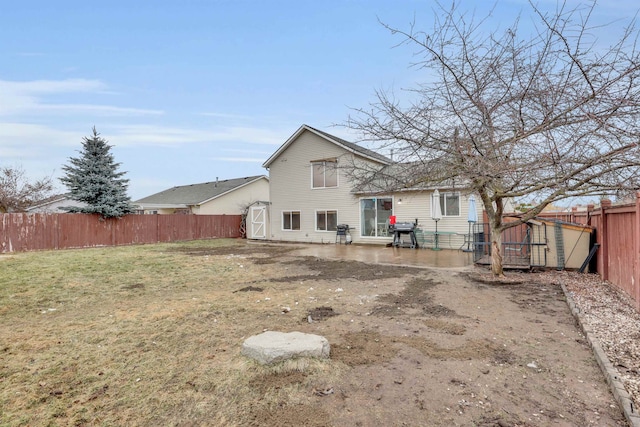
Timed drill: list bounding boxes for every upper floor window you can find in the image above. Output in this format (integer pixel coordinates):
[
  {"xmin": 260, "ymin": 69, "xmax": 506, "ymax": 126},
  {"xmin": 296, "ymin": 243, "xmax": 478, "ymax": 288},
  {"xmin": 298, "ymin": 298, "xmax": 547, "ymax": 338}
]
[{"xmin": 312, "ymin": 160, "xmax": 338, "ymax": 188}]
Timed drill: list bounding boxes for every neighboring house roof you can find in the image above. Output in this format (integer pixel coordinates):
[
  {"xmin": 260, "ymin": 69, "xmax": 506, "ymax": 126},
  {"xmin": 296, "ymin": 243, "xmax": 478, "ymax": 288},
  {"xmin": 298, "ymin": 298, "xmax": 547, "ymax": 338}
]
[
  {"xmin": 134, "ymin": 175, "xmax": 268, "ymax": 208},
  {"xmin": 26, "ymin": 194, "xmax": 87, "ymax": 213},
  {"xmin": 262, "ymin": 124, "xmax": 392, "ymax": 168}
]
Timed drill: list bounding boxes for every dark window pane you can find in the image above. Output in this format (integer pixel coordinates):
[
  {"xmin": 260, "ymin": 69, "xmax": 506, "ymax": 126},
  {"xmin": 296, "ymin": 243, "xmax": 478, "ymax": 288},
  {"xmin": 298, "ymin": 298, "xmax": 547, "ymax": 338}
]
[
  {"xmin": 292, "ymin": 212, "xmax": 300, "ymax": 230},
  {"xmin": 317, "ymin": 212, "xmax": 326, "ymax": 230},
  {"xmin": 312, "ymin": 163, "xmax": 324, "ymax": 188},
  {"xmin": 325, "ymin": 163, "xmax": 337, "ymax": 187},
  {"xmin": 327, "ymin": 211, "xmax": 338, "ymax": 230},
  {"xmin": 283, "ymin": 212, "xmax": 291, "ymax": 229}
]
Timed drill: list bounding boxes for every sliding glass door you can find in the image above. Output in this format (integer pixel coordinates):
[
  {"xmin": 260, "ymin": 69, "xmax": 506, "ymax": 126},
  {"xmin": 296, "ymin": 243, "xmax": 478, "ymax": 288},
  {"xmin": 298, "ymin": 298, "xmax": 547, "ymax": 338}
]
[{"xmin": 360, "ymin": 197, "xmax": 393, "ymax": 237}]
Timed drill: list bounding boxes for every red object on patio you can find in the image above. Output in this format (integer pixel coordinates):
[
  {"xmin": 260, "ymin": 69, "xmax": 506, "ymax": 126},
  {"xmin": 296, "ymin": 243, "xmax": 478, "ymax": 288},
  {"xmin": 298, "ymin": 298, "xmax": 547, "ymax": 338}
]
[{"xmin": 389, "ymin": 215, "xmax": 396, "ymax": 225}]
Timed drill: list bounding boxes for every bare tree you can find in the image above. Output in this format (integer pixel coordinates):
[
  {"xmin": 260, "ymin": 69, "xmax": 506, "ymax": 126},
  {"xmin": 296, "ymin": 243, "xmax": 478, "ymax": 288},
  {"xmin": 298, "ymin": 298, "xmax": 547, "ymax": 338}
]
[
  {"xmin": 0, "ymin": 165, "xmax": 54, "ymax": 213},
  {"xmin": 346, "ymin": 1, "xmax": 640, "ymax": 275}
]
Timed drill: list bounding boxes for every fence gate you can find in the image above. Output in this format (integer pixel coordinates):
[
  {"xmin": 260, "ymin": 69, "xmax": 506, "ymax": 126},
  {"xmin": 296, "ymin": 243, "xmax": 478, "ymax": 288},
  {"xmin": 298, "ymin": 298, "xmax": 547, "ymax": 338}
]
[
  {"xmin": 472, "ymin": 222, "xmax": 547, "ymax": 268},
  {"xmin": 249, "ymin": 205, "xmax": 267, "ymax": 240}
]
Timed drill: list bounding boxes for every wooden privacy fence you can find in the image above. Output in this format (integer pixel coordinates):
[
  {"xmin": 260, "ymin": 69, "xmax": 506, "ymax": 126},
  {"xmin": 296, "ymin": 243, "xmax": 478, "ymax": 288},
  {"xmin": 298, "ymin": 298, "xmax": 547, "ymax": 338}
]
[
  {"xmin": 0, "ymin": 213, "xmax": 242, "ymax": 253},
  {"xmin": 538, "ymin": 192, "xmax": 640, "ymax": 311}
]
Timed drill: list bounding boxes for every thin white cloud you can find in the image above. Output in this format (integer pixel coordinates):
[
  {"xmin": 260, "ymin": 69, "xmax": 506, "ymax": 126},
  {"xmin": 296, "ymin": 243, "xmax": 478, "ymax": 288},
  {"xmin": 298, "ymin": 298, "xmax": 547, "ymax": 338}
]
[
  {"xmin": 212, "ymin": 126, "xmax": 287, "ymax": 146},
  {"xmin": 38, "ymin": 104, "xmax": 163, "ymax": 116},
  {"xmin": 211, "ymin": 157, "xmax": 266, "ymax": 163},
  {"xmin": 222, "ymin": 148, "xmax": 273, "ymax": 155},
  {"xmin": 0, "ymin": 78, "xmax": 163, "ymax": 117},
  {"xmin": 200, "ymin": 112, "xmax": 255, "ymax": 120},
  {"xmin": 0, "ymin": 122, "xmax": 80, "ymax": 148},
  {"xmin": 110, "ymin": 124, "xmax": 288, "ymax": 147},
  {"xmin": 0, "ymin": 122, "xmax": 81, "ymax": 188},
  {"xmin": 0, "ymin": 78, "xmax": 106, "ymax": 94},
  {"xmin": 16, "ymin": 52, "xmax": 46, "ymax": 57},
  {"xmin": 110, "ymin": 125, "xmax": 217, "ymax": 146}
]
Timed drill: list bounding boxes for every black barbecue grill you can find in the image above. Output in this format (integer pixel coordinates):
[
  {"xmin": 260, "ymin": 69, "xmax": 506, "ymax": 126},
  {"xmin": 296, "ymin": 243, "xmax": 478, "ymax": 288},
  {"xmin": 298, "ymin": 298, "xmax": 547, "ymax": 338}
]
[
  {"xmin": 391, "ymin": 222, "xmax": 418, "ymax": 248},
  {"xmin": 335, "ymin": 224, "xmax": 352, "ymax": 244}
]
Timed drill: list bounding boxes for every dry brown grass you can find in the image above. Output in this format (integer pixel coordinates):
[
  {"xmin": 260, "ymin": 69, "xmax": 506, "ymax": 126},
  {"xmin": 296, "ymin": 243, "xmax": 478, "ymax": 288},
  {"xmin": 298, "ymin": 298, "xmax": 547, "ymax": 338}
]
[{"xmin": 0, "ymin": 239, "xmax": 345, "ymax": 426}]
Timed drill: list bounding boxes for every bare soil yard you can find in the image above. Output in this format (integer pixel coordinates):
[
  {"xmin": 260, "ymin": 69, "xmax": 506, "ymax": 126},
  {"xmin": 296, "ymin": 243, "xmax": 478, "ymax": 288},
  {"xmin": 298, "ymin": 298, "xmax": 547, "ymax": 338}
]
[{"xmin": 0, "ymin": 239, "xmax": 629, "ymax": 426}]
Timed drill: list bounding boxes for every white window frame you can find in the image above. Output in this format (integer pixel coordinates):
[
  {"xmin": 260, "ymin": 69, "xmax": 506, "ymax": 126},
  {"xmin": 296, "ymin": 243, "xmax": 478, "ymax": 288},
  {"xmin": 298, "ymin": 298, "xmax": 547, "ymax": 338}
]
[
  {"xmin": 315, "ymin": 210, "xmax": 338, "ymax": 232},
  {"xmin": 282, "ymin": 210, "xmax": 301, "ymax": 231},
  {"xmin": 432, "ymin": 191, "xmax": 461, "ymax": 217},
  {"xmin": 311, "ymin": 160, "xmax": 338, "ymax": 189},
  {"xmin": 360, "ymin": 197, "xmax": 393, "ymax": 237}
]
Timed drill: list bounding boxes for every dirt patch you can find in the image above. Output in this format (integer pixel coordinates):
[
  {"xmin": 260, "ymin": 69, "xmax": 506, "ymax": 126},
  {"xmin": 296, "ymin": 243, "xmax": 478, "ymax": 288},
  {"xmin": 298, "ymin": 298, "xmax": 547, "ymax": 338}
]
[
  {"xmin": 121, "ymin": 283, "xmax": 144, "ymax": 290},
  {"xmin": 273, "ymin": 257, "xmax": 424, "ymax": 283},
  {"xmin": 247, "ymin": 405, "xmax": 332, "ymax": 427},
  {"xmin": 423, "ymin": 318, "xmax": 466, "ymax": 335},
  {"xmin": 249, "ymin": 370, "xmax": 308, "ymax": 393},
  {"xmin": 246, "ymin": 246, "xmax": 625, "ymax": 426},
  {"xmin": 307, "ymin": 306, "xmax": 338, "ymax": 322},
  {"xmin": 234, "ymin": 286, "xmax": 264, "ymax": 293},
  {"xmin": 372, "ymin": 277, "xmax": 458, "ymax": 318},
  {"xmin": 331, "ymin": 331, "xmax": 399, "ymax": 367},
  {"xmin": 395, "ymin": 336, "xmax": 502, "ymax": 360},
  {"xmin": 467, "ymin": 271, "xmax": 568, "ymax": 317}
]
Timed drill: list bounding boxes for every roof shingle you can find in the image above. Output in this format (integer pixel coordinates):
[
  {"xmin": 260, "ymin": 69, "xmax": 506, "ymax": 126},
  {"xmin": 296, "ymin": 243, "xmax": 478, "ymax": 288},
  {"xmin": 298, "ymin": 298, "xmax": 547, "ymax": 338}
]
[{"xmin": 134, "ymin": 175, "xmax": 267, "ymax": 205}]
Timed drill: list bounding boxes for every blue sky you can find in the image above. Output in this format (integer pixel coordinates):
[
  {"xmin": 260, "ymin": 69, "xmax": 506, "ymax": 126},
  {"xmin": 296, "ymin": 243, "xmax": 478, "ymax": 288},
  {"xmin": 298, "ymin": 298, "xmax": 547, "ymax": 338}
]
[{"xmin": 1, "ymin": 0, "xmax": 638, "ymax": 200}]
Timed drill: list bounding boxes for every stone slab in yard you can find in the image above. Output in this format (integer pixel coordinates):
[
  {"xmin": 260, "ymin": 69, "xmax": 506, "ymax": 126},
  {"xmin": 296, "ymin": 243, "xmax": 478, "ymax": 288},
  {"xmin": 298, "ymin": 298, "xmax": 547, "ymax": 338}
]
[{"xmin": 242, "ymin": 331, "xmax": 330, "ymax": 365}]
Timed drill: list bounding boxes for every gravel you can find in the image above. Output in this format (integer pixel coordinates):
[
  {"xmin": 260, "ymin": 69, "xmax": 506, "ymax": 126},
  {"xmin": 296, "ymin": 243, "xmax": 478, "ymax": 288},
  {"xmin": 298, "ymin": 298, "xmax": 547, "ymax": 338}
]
[{"xmin": 559, "ymin": 271, "xmax": 640, "ymax": 411}]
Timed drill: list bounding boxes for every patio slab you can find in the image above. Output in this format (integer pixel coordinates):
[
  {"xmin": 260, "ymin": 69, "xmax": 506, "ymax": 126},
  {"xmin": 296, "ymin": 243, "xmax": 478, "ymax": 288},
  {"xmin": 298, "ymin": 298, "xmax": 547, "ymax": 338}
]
[{"xmin": 288, "ymin": 243, "xmax": 473, "ymax": 269}]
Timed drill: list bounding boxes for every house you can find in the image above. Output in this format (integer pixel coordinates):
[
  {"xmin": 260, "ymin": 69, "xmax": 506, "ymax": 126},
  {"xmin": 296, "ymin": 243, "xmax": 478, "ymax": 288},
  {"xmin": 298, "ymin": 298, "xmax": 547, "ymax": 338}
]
[
  {"xmin": 260, "ymin": 124, "xmax": 486, "ymax": 248},
  {"xmin": 26, "ymin": 194, "xmax": 87, "ymax": 213},
  {"xmin": 133, "ymin": 175, "xmax": 269, "ymax": 215}
]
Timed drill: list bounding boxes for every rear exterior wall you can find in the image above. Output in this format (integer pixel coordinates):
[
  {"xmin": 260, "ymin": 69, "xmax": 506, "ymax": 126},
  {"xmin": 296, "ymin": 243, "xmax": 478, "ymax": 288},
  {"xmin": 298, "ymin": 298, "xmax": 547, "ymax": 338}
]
[
  {"xmin": 267, "ymin": 130, "xmax": 366, "ymax": 244},
  {"xmin": 266, "ymin": 129, "xmax": 484, "ymax": 245}
]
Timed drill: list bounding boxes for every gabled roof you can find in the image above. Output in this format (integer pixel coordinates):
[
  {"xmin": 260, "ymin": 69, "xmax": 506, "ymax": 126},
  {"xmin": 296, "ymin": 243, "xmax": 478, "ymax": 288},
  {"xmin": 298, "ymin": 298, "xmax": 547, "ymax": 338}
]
[
  {"xmin": 262, "ymin": 124, "xmax": 392, "ymax": 168},
  {"xmin": 134, "ymin": 175, "xmax": 268, "ymax": 206},
  {"xmin": 26, "ymin": 193, "xmax": 87, "ymax": 212},
  {"xmin": 27, "ymin": 194, "xmax": 70, "ymax": 210}
]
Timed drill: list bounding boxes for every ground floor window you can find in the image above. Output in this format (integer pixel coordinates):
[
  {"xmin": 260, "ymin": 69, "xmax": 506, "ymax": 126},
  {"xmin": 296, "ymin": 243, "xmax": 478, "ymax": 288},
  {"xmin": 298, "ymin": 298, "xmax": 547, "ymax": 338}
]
[
  {"xmin": 360, "ymin": 197, "xmax": 393, "ymax": 237},
  {"xmin": 316, "ymin": 210, "xmax": 337, "ymax": 231},
  {"xmin": 440, "ymin": 192, "xmax": 460, "ymax": 216},
  {"xmin": 282, "ymin": 211, "xmax": 300, "ymax": 230}
]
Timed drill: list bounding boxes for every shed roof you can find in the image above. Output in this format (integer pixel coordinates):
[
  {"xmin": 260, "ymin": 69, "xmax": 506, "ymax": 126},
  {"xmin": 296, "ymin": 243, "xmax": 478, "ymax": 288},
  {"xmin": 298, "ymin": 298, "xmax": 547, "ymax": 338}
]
[{"xmin": 134, "ymin": 175, "xmax": 268, "ymax": 206}]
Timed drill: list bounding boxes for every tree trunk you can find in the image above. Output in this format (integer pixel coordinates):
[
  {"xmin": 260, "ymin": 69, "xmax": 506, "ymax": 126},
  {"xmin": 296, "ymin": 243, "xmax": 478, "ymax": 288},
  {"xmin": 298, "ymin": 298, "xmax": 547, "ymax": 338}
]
[{"xmin": 491, "ymin": 228, "xmax": 504, "ymax": 276}]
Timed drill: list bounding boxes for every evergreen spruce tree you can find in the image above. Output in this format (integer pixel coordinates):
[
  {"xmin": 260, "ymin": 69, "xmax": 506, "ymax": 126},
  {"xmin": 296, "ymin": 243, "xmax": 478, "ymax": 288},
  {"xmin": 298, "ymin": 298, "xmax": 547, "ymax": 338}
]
[{"xmin": 60, "ymin": 127, "xmax": 134, "ymax": 218}]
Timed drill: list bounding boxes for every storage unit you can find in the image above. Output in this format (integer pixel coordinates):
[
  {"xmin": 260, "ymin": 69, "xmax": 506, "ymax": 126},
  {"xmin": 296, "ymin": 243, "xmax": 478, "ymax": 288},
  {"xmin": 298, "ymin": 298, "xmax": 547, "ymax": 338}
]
[{"xmin": 473, "ymin": 219, "xmax": 594, "ymax": 271}]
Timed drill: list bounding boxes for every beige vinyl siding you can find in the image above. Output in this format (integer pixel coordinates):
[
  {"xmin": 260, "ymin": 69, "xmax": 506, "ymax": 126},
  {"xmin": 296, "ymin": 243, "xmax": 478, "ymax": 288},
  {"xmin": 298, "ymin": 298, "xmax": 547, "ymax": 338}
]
[
  {"xmin": 391, "ymin": 192, "xmax": 479, "ymax": 230},
  {"xmin": 197, "ymin": 178, "xmax": 270, "ymax": 215},
  {"xmin": 268, "ymin": 130, "xmax": 372, "ymax": 244},
  {"xmin": 391, "ymin": 191, "xmax": 483, "ymax": 249}
]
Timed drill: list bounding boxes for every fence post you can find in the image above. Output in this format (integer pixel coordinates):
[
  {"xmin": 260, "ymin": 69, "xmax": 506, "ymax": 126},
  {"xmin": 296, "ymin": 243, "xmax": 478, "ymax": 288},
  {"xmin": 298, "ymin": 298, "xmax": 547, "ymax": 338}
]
[
  {"xmin": 586, "ymin": 204, "xmax": 594, "ymax": 227},
  {"xmin": 600, "ymin": 199, "xmax": 612, "ymax": 282},
  {"xmin": 635, "ymin": 191, "xmax": 640, "ymax": 311}
]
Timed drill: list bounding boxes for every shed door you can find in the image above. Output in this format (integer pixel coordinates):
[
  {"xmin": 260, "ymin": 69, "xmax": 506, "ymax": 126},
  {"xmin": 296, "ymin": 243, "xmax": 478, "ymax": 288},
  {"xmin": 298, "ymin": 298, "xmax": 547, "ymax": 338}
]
[{"xmin": 250, "ymin": 206, "xmax": 266, "ymax": 240}]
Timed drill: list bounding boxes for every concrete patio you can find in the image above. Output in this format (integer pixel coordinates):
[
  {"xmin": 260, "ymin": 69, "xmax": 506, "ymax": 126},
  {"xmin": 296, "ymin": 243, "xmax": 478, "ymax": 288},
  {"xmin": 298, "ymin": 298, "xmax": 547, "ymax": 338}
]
[{"xmin": 286, "ymin": 243, "xmax": 474, "ymax": 269}]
